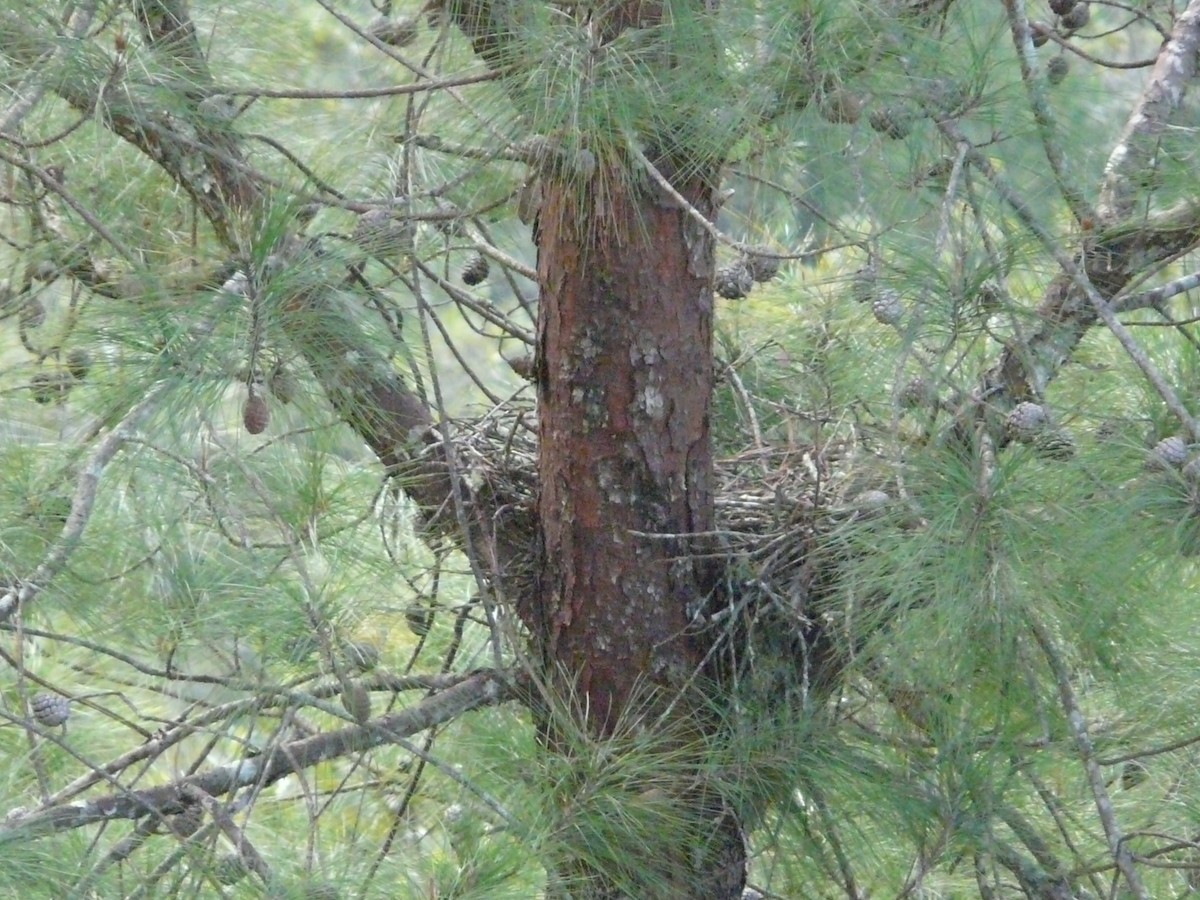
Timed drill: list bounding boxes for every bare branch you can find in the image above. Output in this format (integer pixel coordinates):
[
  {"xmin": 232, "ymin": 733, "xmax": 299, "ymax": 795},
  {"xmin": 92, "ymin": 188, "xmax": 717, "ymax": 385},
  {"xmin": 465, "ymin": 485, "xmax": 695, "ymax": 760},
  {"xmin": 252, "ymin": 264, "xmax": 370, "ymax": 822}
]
[
  {"xmin": 1028, "ymin": 618, "xmax": 1148, "ymax": 900},
  {"xmin": 0, "ymin": 2, "xmax": 98, "ymax": 136},
  {"xmin": 0, "ymin": 380, "xmax": 173, "ymax": 624},
  {"xmin": 1098, "ymin": 0, "xmax": 1200, "ymax": 223},
  {"xmin": 1001, "ymin": 0, "xmax": 1093, "ymax": 226},
  {"xmin": 0, "ymin": 669, "xmax": 514, "ymax": 845}
]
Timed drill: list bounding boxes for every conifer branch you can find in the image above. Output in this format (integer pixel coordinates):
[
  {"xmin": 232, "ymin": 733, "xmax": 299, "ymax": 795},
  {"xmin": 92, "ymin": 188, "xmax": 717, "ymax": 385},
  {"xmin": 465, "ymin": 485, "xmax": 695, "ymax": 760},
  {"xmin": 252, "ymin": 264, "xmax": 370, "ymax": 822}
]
[
  {"xmin": 0, "ymin": 381, "xmax": 172, "ymax": 624},
  {"xmin": 1028, "ymin": 618, "xmax": 1148, "ymax": 900},
  {"xmin": 1097, "ymin": 0, "xmax": 1200, "ymax": 224},
  {"xmin": 0, "ymin": 669, "xmax": 514, "ymax": 845}
]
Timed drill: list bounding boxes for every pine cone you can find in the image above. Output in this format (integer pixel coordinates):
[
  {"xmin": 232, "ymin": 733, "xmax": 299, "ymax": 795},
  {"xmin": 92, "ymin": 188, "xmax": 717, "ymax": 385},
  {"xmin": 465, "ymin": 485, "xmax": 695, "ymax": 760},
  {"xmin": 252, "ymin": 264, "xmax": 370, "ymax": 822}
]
[
  {"xmin": 977, "ymin": 279, "xmax": 1003, "ymax": 313},
  {"xmin": 1046, "ymin": 56, "xmax": 1069, "ymax": 85},
  {"xmin": 1049, "ymin": 0, "xmax": 1076, "ymax": 14},
  {"xmin": 243, "ymin": 391, "xmax": 270, "ymax": 435},
  {"xmin": 353, "ymin": 207, "xmax": 413, "ymax": 259},
  {"xmin": 268, "ymin": 364, "xmax": 297, "ymax": 405},
  {"xmin": 744, "ymin": 251, "xmax": 781, "ymax": 284},
  {"xmin": 871, "ymin": 289, "xmax": 904, "ymax": 326},
  {"xmin": 1030, "ymin": 21, "xmax": 1053, "ymax": 46},
  {"xmin": 29, "ymin": 371, "xmax": 71, "ymax": 405},
  {"xmin": 367, "ymin": 14, "xmax": 419, "ymax": 47},
  {"xmin": 1148, "ymin": 435, "xmax": 1188, "ymax": 470},
  {"xmin": 1183, "ymin": 456, "xmax": 1200, "ymax": 482},
  {"xmin": 169, "ymin": 805, "xmax": 204, "ymax": 838},
  {"xmin": 341, "ymin": 682, "xmax": 372, "ymax": 724},
  {"xmin": 1060, "ymin": 2, "xmax": 1089, "ymax": 29},
  {"xmin": 32, "ymin": 261, "xmax": 58, "ymax": 283},
  {"xmin": 505, "ymin": 353, "xmax": 534, "ymax": 381},
  {"xmin": 20, "ymin": 298, "xmax": 46, "ymax": 329},
  {"xmin": 66, "ymin": 348, "xmax": 91, "ymax": 382},
  {"xmin": 715, "ymin": 263, "xmax": 753, "ymax": 300},
  {"xmin": 1121, "ymin": 760, "xmax": 1149, "ymax": 790},
  {"xmin": 405, "ymin": 604, "xmax": 434, "ymax": 636},
  {"xmin": 817, "ymin": 86, "xmax": 863, "ymax": 124},
  {"xmin": 1006, "ymin": 401, "xmax": 1049, "ymax": 442},
  {"xmin": 868, "ymin": 106, "xmax": 912, "ymax": 140},
  {"xmin": 342, "ymin": 640, "xmax": 380, "ymax": 672},
  {"xmin": 1034, "ymin": 428, "xmax": 1076, "ymax": 460},
  {"xmin": 462, "ymin": 253, "xmax": 490, "ymax": 286},
  {"xmin": 213, "ymin": 854, "xmax": 248, "ymax": 885},
  {"xmin": 899, "ymin": 377, "xmax": 936, "ymax": 410},
  {"xmin": 31, "ymin": 692, "xmax": 70, "ymax": 727}
]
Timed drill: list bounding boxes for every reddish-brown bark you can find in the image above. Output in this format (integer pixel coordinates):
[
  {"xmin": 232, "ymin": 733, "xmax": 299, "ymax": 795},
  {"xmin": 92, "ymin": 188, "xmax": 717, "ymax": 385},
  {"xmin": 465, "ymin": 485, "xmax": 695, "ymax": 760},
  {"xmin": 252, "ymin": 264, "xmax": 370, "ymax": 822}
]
[{"xmin": 532, "ymin": 163, "xmax": 719, "ymax": 732}]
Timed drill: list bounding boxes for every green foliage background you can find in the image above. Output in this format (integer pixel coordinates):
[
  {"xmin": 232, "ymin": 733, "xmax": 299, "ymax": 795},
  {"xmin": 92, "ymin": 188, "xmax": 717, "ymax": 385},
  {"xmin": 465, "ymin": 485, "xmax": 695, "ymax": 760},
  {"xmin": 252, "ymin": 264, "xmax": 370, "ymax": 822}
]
[{"xmin": 1, "ymin": 0, "xmax": 1199, "ymax": 897}]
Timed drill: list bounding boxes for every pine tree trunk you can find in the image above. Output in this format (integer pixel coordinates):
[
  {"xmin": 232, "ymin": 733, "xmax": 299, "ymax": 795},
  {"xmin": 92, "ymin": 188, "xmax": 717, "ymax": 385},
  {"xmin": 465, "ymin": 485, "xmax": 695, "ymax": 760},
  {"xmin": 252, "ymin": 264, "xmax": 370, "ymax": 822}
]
[{"xmin": 530, "ymin": 157, "xmax": 746, "ymax": 897}]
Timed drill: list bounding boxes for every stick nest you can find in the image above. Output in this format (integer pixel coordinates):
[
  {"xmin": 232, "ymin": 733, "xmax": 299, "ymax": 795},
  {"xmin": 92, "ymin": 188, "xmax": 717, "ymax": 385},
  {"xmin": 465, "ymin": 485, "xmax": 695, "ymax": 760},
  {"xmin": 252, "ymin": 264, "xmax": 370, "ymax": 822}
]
[{"xmin": 430, "ymin": 399, "xmax": 898, "ymax": 697}]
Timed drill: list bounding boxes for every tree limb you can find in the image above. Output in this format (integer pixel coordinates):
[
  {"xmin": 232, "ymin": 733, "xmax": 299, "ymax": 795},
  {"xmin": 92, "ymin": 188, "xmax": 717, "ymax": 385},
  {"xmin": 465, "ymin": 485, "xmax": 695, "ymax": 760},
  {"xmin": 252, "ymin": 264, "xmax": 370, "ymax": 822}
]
[
  {"xmin": 1097, "ymin": 0, "xmax": 1200, "ymax": 224},
  {"xmin": 0, "ymin": 669, "xmax": 514, "ymax": 845}
]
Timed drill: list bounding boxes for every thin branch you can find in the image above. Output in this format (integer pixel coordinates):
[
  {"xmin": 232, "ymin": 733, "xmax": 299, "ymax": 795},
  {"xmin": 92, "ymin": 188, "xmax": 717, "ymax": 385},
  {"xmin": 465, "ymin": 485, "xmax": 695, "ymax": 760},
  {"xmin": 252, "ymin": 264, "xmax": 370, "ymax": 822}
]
[
  {"xmin": 0, "ymin": 380, "xmax": 172, "ymax": 623},
  {"xmin": 1097, "ymin": 0, "xmax": 1200, "ymax": 223},
  {"xmin": 1001, "ymin": 0, "xmax": 1094, "ymax": 226},
  {"xmin": 0, "ymin": 669, "xmax": 515, "ymax": 844},
  {"xmin": 218, "ymin": 70, "xmax": 502, "ymax": 100},
  {"xmin": 0, "ymin": 2, "xmax": 98, "ymax": 136},
  {"xmin": 626, "ymin": 137, "xmax": 808, "ymax": 262},
  {"xmin": 1118, "ymin": 269, "xmax": 1200, "ymax": 312},
  {"xmin": 1027, "ymin": 617, "xmax": 1148, "ymax": 900}
]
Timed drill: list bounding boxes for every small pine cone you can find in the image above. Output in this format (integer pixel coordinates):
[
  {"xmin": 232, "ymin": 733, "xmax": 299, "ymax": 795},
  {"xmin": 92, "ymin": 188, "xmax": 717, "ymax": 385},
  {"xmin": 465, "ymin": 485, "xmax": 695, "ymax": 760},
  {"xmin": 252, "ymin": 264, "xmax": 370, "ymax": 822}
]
[
  {"xmin": 1060, "ymin": 2, "xmax": 1089, "ymax": 29},
  {"xmin": 505, "ymin": 353, "xmax": 534, "ymax": 381},
  {"xmin": 221, "ymin": 271, "xmax": 249, "ymax": 297},
  {"xmin": 342, "ymin": 640, "xmax": 380, "ymax": 672},
  {"xmin": 817, "ymin": 86, "xmax": 863, "ymax": 124},
  {"xmin": 868, "ymin": 106, "xmax": 912, "ymax": 140},
  {"xmin": 354, "ymin": 207, "xmax": 414, "ymax": 259},
  {"xmin": 1046, "ymin": 56, "xmax": 1069, "ymax": 85},
  {"xmin": 1034, "ymin": 428, "xmax": 1076, "ymax": 460},
  {"xmin": 32, "ymin": 260, "xmax": 59, "ymax": 283},
  {"xmin": 367, "ymin": 14, "xmax": 419, "ymax": 47},
  {"xmin": 1049, "ymin": 0, "xmax": 1076, "ymax": 14},
  {"xmin": 405, "ymin": 604, "xmax": 434, "ymax": 637},
  {"xmin": 66, "ymin": 348, "xmax": 91, "ymax": 381},
  {"xmin": 31, "ymin": 692, "xmax": 70, "ymax": 727},
  {"xmin": 20, "ymin": 298, "xmax": 46, "ymax": 329},
  {"xmin": 977, "ymin": 279, "xmax": 1003, "ymax": 313},
  {"xmin": 462, "ymin": 253, "xmax": 490, "ymax": 286},
  {"xmin": 243, "ymin": 391, "xmax": 270, "ymax": 435},
  {"xmin": 1006, "ymin": 401, "xmax": 1049, "ymax": 442},
  {"xmin": 268, "ymin": 364, "xmax": 297, "ymax": 405},
  {"xmin": 169, "ymin": 805, "xmax": 204, "ymax": 838},
  {"xmin": 854, "ymin": 489, "xmax": 891, "ymax": 511},
  {"xmin": 432, "ymin": 199, "xmax": 466, "ymax": 237},
  {"xmin": 1121, "ymin": 760, "xmax": 1149, "ymax": 790},
  {"xmin": 29, "ymin": 371, "xmax": 71, "ymax": 405},
  {"xmin": 871, "ymin": 289, "xmax": 904, "ymax": 326},
  {"xmin": 213, "ymin": 854, "xmax": 248, "ymax": 885},
  {"xmin": 1183, "ymin": 456, "xmax": 1200, "ymax": 482},
  {"xmin": 715, "ymin": 262, "xmax": 754, "ymax": 300},
  {"xmin": 745, "ymin": 251, "xmax": 781, "ymax": 284},
  {"xmin": 850, "ymin": 269, "xmax": 878, "ymax": 305},
  {"xmin": 341, "ymin": 682, "xmax": 372, "ymax": 724},
  {"xmin": 295, "ymin": 203, "xmax": 321, "ymax": 226},
  {"xmin": 1030, "ymin": 21, "xmax": 1052, "ymax": 46},
  {"xmin": 1148, "ymin": 435, "xmax": 1188, "ymax": 470},
  {"xmin": 899, "ymin": 377, "xmax": 936, "ymax": 410}
]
